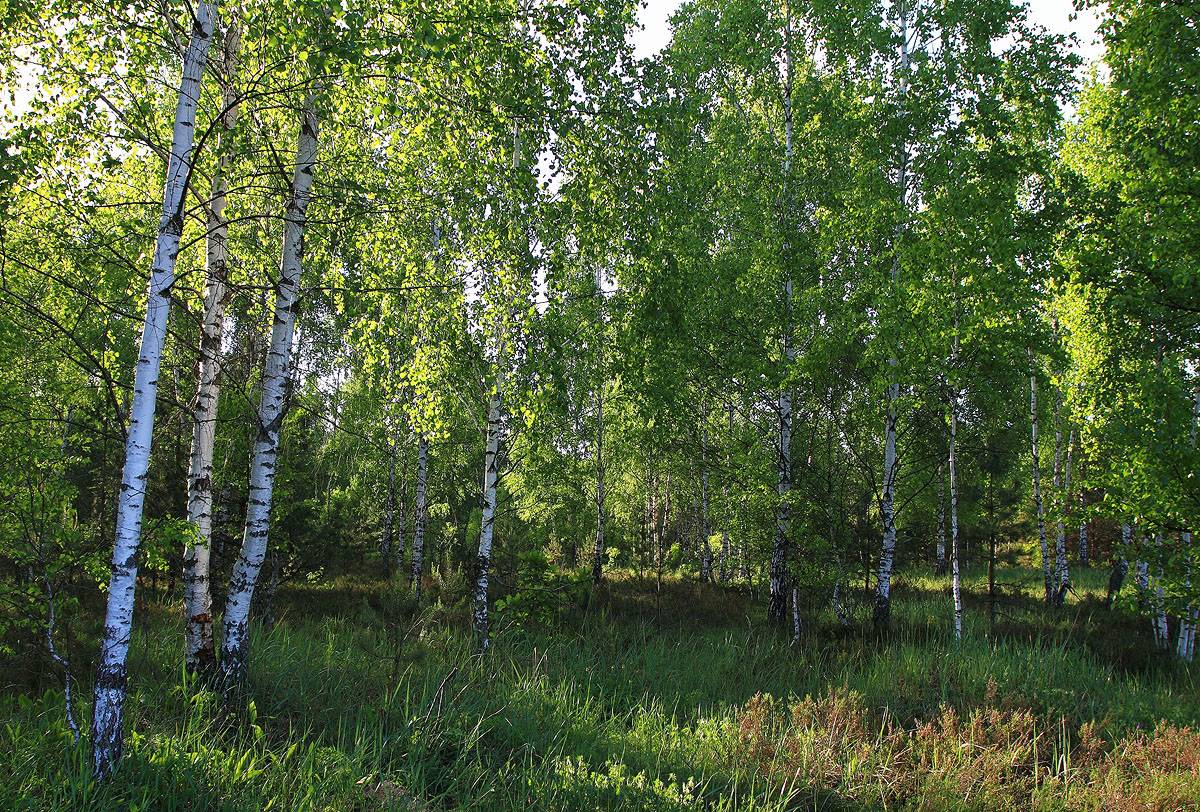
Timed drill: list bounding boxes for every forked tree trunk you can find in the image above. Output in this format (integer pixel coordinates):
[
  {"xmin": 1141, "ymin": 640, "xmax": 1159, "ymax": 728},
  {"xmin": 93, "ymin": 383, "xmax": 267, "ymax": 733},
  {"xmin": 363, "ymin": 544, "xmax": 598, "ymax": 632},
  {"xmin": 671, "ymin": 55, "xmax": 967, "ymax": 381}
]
[
  {"xmin": 183, "ymin": 20, "xmax": 239, "ymax": 678},
  {"xmin": 473, "ymin": 385, "xmax": 503, "ymax": 651},
  {"xmin": 220, "ymin": 93, "xmax": 318, "ymax": 689},
  {"xmin": 411, "ymin": 434, "xmax": 428, "ymax": 599},
  {"xmin": 92, "ymin": 1, "xmax": 218, "ymax": 780}
]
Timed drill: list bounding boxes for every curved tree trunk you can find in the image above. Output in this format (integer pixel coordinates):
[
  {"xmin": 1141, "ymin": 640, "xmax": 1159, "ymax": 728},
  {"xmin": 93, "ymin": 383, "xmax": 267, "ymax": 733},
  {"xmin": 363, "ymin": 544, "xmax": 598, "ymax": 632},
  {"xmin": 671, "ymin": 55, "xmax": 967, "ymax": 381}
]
[
  {"xmin": 92, "ymin": 1, "xmax": 218, "ymax": 779},
  {"xmin": 220, "ymin": 93, "xmax": 318, "ymax": 689}
]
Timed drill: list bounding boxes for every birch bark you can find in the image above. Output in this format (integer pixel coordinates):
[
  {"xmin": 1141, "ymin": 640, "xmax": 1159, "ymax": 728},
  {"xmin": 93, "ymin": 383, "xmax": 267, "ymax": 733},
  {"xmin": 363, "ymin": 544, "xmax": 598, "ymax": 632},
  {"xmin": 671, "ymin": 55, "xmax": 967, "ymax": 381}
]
[
  {"xmin": 411, "ymin": 434, "xmax": 428, "ymax": 598},
  {"xmin": 183, "ymin": 20, "xmax": 239, "ymax": 676},
  {"xmin": 935, "ymin": 462, "xmax": 947, "ymax": 575},
  {"xmin": 949, "ymin": 336, "xmax": 962, "ymax": 640},
  {"xmin": 220, "ymin": 92, "xmax": 318, "ymax": 687},
  {"xmin": 92, "ymin": 1, "xmax": 217, "ymax": 779},
  {"xmin": 1030, "ymin": 361, "xmax": 1050, "ymax": 604},
  {"xmin": 473, "ymin": 385, "xmax": 503, "ymax": 650},
  {"xmin": 769, "ymin": 3, "xmax": 795, "ymax": 626},
  {"xmin": 592, "ymin": 388, "xmax": 605, "ymax": 586},
  {"xmin": 873, "ymin": 7, "xmax": 910, "ymax": 631}
]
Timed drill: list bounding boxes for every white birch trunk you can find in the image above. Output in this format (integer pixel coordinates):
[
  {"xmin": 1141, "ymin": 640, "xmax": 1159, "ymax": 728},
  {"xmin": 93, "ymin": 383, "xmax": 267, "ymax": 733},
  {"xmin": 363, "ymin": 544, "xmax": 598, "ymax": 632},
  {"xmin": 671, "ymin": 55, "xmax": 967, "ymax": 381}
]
[
  {"xmin": 411, "ymin": 434, "xmax": 428, "ymax": 598},
  {"xmin": 790, "ymin": 586, "xmax": 802, "ymax": 645},
  {"xmin": 1051, "ymin": 399, "xmax": 1072, "ymax": 607},
  {"xmin": 949, "ymin": 337, "xmax": 962, "ymax": 640},
  {"xmin": 91, "ymin": 1, "xmax": 217, "ymax": 779},
  {"xmin": 183, "ymin": 21, "xmax": 239, "ymax": 677},
  {"xmin": 592, "ymin": 388, "xmax": 605, "ymax": 585},
  {"xmin": 1177, "ymin": 389, "xmax": 1199, "ymax": 659},
  {"xmin": 474, "ymin": 385, "xmax": 503, "ymax": 650},
  {"xmin": 874, "ymin": 7, "xmax": 909, "ymax": 631},
  {"xmin": 220, "ymin": 93, "xmax": 318, "ymax": 687},
  {"xmin": 770, "ymin": 5, "xmax": 795, "ymax": 626},
  {"xmin": 1152, "ymin": 532, "xmax": 1169, "ymax": 649},
  {"xmin": 935, "ymin": 462, "xmax": 946, "ymax": 575},
  {"xmin": 700, "ymin": 421, "xmax": 712, "ymax": 583},
  {"xmin": 1030, "ymin": 362, "xmax": 1050, "ymax": 604}
]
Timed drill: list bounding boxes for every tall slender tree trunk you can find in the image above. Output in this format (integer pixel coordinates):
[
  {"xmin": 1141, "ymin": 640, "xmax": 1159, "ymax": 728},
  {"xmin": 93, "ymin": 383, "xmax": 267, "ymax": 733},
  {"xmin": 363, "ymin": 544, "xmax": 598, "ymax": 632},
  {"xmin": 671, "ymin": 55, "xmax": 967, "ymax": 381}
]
[
  {"xmin": 411, "ymin": 434, "xmax": 428, "ymax": 599},
  {"xmin": 473, "ymin": 384, "xmax": 503, "ymax": 651},
  {"xmin": 91, "ymin": 1, "xmax": 217, "ymax": 780},
  {"xmin": 769, "ymin": 3, "xmax": 795, "ymax": 627},
  {"xmin": 1030, "ymin": 359, "xmax": 1051, "ymax": 604},
  {"xmin": 935, "ymin": 462, "xmax": 947, "ymax": 575},
  {"xmin": 592, "ymin": 389, "xmax": 605, "ymax": 586},
  {"xmin": 1051, "ymin": 393, "xmax": 1072, "ymax": 607},
  {"xmin": 220, "ymin": 92, "xmax": 318, "ymax": 688},
  {"xmin": 183, "ymin": 20, "xmax": 238, "ymax": 678},
  {"xmin": 874, "ymin": 8, "xmax": 910, "ymax": 632},
  {"xmin": 1177, "ymin": 389, "xmax": 1199, "ymax": 660},
  {"xmin": 949, "ymin": 337, "xmax": 962, "ymax": 641},
  {"xmin": 700, "ymin": 420, "xmax": 712, "ymax": 583},
  {"xmin": 720, "ymin": 403, "xmax": 732, "ymax": 582}
]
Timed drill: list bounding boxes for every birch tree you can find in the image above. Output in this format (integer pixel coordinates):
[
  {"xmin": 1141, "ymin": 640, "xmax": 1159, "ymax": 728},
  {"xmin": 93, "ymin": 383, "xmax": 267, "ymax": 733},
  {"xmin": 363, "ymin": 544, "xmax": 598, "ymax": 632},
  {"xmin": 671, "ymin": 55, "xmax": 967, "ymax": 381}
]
[
  {"xmin": 221, "ymin": 91, "xmax": 319, "ymax": 688},
  {"xmin": 91, "ymin": 0, "xmax": 219, "ymax": 779},
  {"xmin": 183, "ymin": 19, "xmax": 239, "ymax": 677}
]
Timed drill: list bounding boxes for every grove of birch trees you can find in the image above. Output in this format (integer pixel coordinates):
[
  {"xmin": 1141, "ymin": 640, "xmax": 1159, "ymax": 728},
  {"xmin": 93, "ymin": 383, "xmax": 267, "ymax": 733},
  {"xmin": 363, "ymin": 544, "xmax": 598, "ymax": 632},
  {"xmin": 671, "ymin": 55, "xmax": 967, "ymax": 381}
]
[{"xmin": 0, "ymin": 0, "xmax": 1197, "ymax": 788}]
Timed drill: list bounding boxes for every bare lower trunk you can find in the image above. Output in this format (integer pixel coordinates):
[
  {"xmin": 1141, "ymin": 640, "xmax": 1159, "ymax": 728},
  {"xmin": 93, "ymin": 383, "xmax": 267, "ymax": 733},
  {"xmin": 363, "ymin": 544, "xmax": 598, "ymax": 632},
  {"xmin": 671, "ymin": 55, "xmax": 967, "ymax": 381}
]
[
  {"xmin": 184, "ymin": 21, "xmax": 239, "ymax": 678},
  {"xmin": 220, "ymin": 93, "xmax": 318, "ymax": 689},
  {"xmin": 92, "ymin": 2, "xmax": 217, "ymax": 780},
  {"xmin": 935, "ymin": 462, "xmax": 947, "ymax": 575},
  {"xmin": 770, "ymin": 385, "xmax": 792, "ymax": 624},
  {"xmin": 949, "ymin": 396, "xmax": 962, "ymax": 641},
  {"xmin": 790, "ymin": 586, "xmax": 801, "ymax": 645},
  {"xmin": 699, "ymin": 423, "xmax": 712, "ymax": 583},
  {"xmin": 411, "ymin": 435, "xmax": 428, "ymax": 599},
  {"xmin": 874, "ymin": 383, "xmax": 899, "ymax": 629},
  {"xmin": 592, "ymin": 389, "xmax": 605, "ymax": 586},
  {"xmin": 474, "ymin": 386, "xmax": 503, "ymax": 651},
  {"xmin": 1051, "ymin": 402, "xmax": 1072, "ymax": 607}
]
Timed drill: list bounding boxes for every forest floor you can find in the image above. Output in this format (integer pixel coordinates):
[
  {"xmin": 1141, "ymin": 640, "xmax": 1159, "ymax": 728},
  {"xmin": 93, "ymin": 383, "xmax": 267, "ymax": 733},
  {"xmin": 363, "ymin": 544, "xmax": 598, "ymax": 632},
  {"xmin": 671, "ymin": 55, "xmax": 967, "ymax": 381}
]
[{"xmin": 3, "ymin": 562, "xmax": 1199, "ymax": 810}]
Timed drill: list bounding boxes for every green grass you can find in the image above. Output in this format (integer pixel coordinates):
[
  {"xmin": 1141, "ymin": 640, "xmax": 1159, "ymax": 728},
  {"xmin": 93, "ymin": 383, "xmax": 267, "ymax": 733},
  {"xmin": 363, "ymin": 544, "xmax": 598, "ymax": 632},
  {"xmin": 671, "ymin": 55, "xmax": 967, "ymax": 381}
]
[{"xmin": 2, "ymin": 564, "xmax": 1198, "ymax": 810}]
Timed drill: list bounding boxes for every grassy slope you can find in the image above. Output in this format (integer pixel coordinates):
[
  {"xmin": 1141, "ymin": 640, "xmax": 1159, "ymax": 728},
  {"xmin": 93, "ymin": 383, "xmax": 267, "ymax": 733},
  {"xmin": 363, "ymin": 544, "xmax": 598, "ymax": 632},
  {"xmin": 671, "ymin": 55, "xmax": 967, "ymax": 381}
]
[{"xmin": 2, "ymin": 564, "xmax": 1198, "ymax": 810}]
